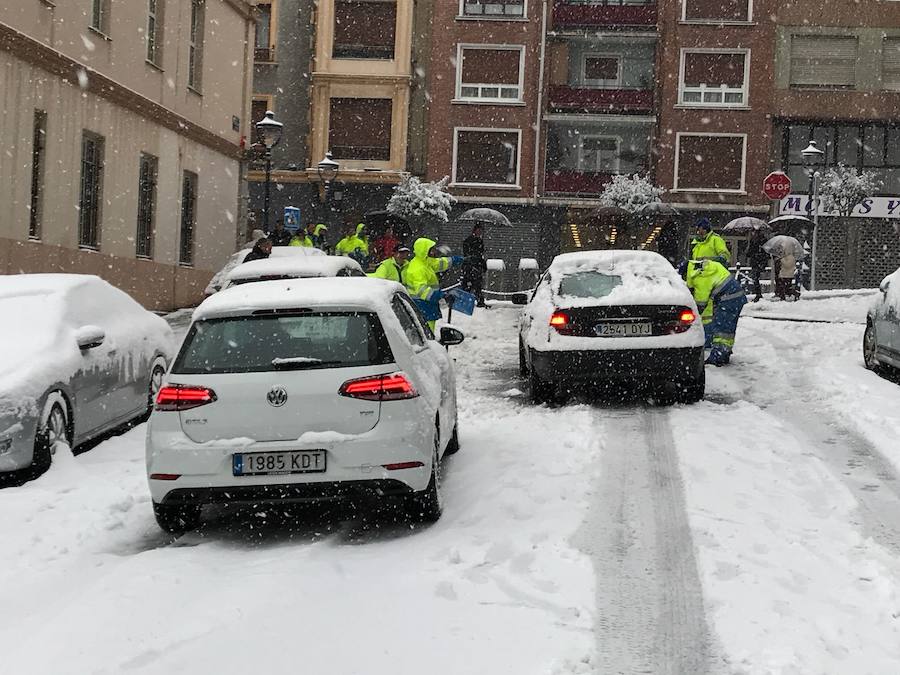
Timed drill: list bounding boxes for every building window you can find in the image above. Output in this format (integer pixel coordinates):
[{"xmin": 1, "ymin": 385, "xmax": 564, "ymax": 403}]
[
  {"xmin": 682, "ymin": 0, "xmax": 750, "ymax": 22},
  {"xmin": 674, "ymin": 133, "xmax": 746, "ymax": 192},
  {"xmin": 883, "ymin": 37, "xmax": 900, "ymax": 92},
  {"xmin": 251, "ymin": 98, "xmax": 270, "ymax": 143},
  {"xmin": 453, "ymin": 128, "xmax": 521, "ymax": 187},
  {"xmin": 188, "ymin": 0, "xmax": 205, "ymax": 90},
  {"xmin": 333, "ymin": 0, "xmax": 396, "ymax": 60},
  {"xmin": 147, "ymin": 0, "xmax": 163, "ymax": 65},
  {"xmin": 328, "ymin": 98, "xmax": 392, "ymax": 161},
  {"xmin": 779, "ymin": 122, "xmax": 900, "ymax": 197},
  {"xmin": 136, "ymin": 154, "xmax": 158, "ymax": 259},
  {"xmin": 578, "ymin": 136, "xmax": 620, "ymax": 173},
  {"xmin": 29, "ymin": 110, "xmax": 47, "ymax": 240},
  {"xmin": 583, "ymin": 54, "xmax": 622, "ymax": 88},
  {"xmin": 460, "ymin": 0, "xmax": 525, "ymax": 18},
  {"xmin": 179, "ymin": 171, "xmax": 198, "ymax": 265},
  {"xmin": 78, "ymin": 132, "xmax": 104, "ymax": 249},
  {"xmin": 789, "ymin": 35, "xmax": 857, "ymax": 89},
  {"xmin": 679, "ymin": 50, "xmax": 748, "ymax": 106},
  {"xmin": 91, "ymin": 0, "xmax": 110, "ymax": 34},
  {"xmin": 456, "ymin": 46, "xmax": 524, "ymax": 102},
  {"xmin": 255, "ymin": 1, "xmax": 275, "ymax": 62}
]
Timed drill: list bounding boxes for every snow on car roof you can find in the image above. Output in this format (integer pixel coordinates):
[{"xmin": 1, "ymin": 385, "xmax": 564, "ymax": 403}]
[
  {"xmin": 270, "ymin": 246, "xmax": 326, "ymax": 258},
  {"xmin": 194, "ymin": 277, "xmax": 405, "ymax": 320},
  {"xmin": 550, "ymin": 250, "xmax": 675, "ymax": 275},
  {"xmin": 0, "ymin": 273, "xmax": 99, "ymax": 300},
  {"xmin": 226, "ymin": 256, "xmax": 361, "ymax": 282}
]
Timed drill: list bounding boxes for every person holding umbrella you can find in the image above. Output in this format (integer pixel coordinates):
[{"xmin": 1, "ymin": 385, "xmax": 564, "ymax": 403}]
[
  {"xmin": 747, "ymin": 228, "xmax": 769, "ymax": 302},
  {"xmin": 461, "ymin": 224, "xmax": 487, "ymax": 307}
]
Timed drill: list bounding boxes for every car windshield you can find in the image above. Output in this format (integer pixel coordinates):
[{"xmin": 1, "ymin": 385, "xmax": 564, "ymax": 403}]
[
  {"xmin": 558, "ymin": 271, "xmax": 623, "ymax": 298},
  {"xmin": 171, "ymin": 312, "xmax": 393, "ymax": 374}
]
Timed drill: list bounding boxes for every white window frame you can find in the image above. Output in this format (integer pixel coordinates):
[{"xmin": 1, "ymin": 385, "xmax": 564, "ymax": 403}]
[
  {"xmin": 582, "ymin": 53, "xmax": 622, "ymax": 88},
  {"xmin": 680, "ymin": 0, "xmax": 753, "ymax": 23},
  {"xmin": 455, "ymin": 44, "xmax": 526, "ymax": 103},
  {"xmin": 451, "ymin": 127, "xmax": 523, "ymax": 189},
  {"xmin": 458, "ymin": 0, "xmax": 527, "ymax": 20},
  {"xmin": 91, "ymin": 0, "xmax": 110, "ymax": 34},
  {"xmin": 673, "ymin": 132, "xmax": 747, "ymax": 193},
  {"xmin": 147, "ymin": 0, "xmax": 163, "ymax": 66},
  {"xmin": 577, "ymin": 135, "xmax": 621, "ymax": 172},
  {"xmin": 678, "ymin": 48, "xmax": 750, "ymax": 108}
]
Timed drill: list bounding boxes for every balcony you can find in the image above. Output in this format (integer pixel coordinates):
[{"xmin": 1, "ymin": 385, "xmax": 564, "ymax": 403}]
[
  {"xmin": 544, "ymin": 119, "xmax": 652, "ymax": 196},
  {"xmin": 548, "ymin": 86, "xmax": 653, "ymax": 114},
  {"xmin": 552, "ymin": 0, "xmax": 657, "ymax": 29}
]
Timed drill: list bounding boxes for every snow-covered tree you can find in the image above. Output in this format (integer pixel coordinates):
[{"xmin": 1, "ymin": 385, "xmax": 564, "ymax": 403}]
[
  {"xmin": 818, "ymin": 164, "xmax": 881, "ymax": 217},
  {"xmin": 387, "ymin": 175, "xmax": 456, "ymax": 223},
  {"xmin": 598, "ymin": 174, "xmax": 665, "ymax": 213}
]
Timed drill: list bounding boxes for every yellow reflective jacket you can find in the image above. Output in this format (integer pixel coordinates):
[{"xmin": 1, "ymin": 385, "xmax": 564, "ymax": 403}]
[
  {"xmin": 690, "ymin": 231, "xmax": 731, "ymax": 265},
  {"xmin": 687, "ymin": 260, "xmax": 733, "ymax": 322},
  {"xmin": 404, "ymin": 238, "xmax": 450, "ymax": 301},
  {"xmin": 289, "ymin": 234, "xmax": 313, "ymax": 247},
  {"xmin": 369, "ymin": 257, "xmax": 406, "ymax": 284},
  {"xmin": 335, "ymin": 235, "xmax": 366, "ymax": 256}
]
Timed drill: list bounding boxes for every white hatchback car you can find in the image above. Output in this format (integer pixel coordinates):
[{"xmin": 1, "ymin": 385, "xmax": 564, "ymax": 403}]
[
  {"xmin": 204, "ymin": 246, "xmax": 326, "ymax": 296},
  {"xmin": 146, "ymin": 278, "xmax": 463, "ymax": 533},
  {"xmin": 515, "ymin": 250, "xmax": 705, "ymax": 403}
]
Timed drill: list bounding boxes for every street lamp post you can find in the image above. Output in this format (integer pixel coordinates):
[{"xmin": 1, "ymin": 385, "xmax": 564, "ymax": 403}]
[
  {"xmin": 255, "ymin": 110, "xmax": 283, "ymax": 233},
  {"xmin": 801, "ymin": 140, "xmax": 825, "ymax": 291},
  {"xmin": 316, "ymin": 151, "xmax": 340, "ymax": 232}
]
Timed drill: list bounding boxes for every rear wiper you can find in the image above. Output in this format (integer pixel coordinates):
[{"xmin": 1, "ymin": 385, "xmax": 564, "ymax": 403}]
[{"xmin": 272, "ymin": 357, "xmax": 340, "ymax": 370}]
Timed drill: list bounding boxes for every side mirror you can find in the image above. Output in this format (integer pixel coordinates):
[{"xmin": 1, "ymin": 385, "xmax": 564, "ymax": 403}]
[
  {"xmin": 75, "ymin": 325, "xmax": 105, "ymax": 350},
  {"xmin": 880, "ymin": 278, "xmax": 891, "ymax": 294},
  {"xmin": 438, "ymin": 325, "xmax": 465, "ymax": 347},
  {"xmin": 511, "ymin": 292, "xmax": 529, "ymax": 306}
]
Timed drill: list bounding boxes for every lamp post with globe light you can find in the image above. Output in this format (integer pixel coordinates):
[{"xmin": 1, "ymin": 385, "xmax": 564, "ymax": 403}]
[
  {"xmin": 255, "ymin": 110, "xmax": 283, "ymax": 233},
  {"xmin": 802, "ymin": 140, "xmax": 825, "ymax": 290},
  {"xmin": 316, "ymin": 151, "xmax": 341, "ymax": 233}
]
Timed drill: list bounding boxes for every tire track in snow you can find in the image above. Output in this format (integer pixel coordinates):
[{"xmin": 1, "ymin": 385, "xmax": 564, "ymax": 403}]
[
  {"xmin": 727, "ymin": 320, "xmax": 900, "ymax": 554},
  {"xmin": 575, "ymin": 407, "xmax": 717, "ymax": 674}
]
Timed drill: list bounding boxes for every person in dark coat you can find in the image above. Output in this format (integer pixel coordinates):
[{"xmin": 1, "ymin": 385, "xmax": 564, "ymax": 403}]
[
  {"xmin": 268, "ymin": 220, "xmax": 293, "ymax": 247},
  {"xmin": 656, "ymin": 221, "xmax": 680, "ymax": 266},
  {"xmin": 746, "ymin": 229, "xmax": 769, "ymax": 302},
  {"xmin": 461, "ymin": 224, "xmax": 487, "ymax": 307},
  {"xmin": 243, "ymin": 237, "xmax": 272, "ymax": 263}
]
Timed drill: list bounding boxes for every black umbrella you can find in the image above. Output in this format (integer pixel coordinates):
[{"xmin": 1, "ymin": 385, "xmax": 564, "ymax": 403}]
[
  {"xmin": 722, "ymin": 216, "xmax": 771, "ymax": 236},
  {"xmin": 457, "ymin": 208, "xmax": 512, "ymax": 227},
  {"xmin": 636, "ymin": 202, "xmax": 680, "ymax": 217}
]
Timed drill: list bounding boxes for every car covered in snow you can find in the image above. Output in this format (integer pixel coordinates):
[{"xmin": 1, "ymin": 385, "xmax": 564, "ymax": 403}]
[
  {"xmin": 146, "ymin": 277, "xmax": 464, "ymax": 533},
  {"xmin": 0, "ymin": 274, "xmax": 175, "ymax": 474},
  {"xmin": 204, "ymin": 245, "xmax": 326, "ymax": 296},
  {"xmin": 222, "ymin": 255, "xmax": 365, "ymax": 289},
  {"xmin": 864, "ymin": 267, "xmax": 900, "ymax": 371},
  {"xmin": 514, "ymin": 250, "xmax": 705, "ymax": 403}
]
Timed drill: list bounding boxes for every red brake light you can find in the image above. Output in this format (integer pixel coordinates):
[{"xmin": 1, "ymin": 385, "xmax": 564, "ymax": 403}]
[
  {"xmin": 155, "ymin": 385, "xmax": 217, "ymax": 411},
  {"xmin": 549, "ymin": 312, "xmax": 569, "ymax": 327},
  {"xmin": 679, "ymin": 310, "xmax": 696, "ymax": 324},
  {"xmin": 339, "ymin": 373, "xmax": 418, "ymax": 401}
]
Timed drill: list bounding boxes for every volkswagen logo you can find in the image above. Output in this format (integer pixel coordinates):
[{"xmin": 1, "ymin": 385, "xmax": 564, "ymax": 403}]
[{"xmin": 267, "ymin": 386, "xmax": 288, "ymax": 407}]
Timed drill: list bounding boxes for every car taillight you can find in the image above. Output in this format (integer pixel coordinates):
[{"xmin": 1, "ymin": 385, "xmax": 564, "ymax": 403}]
[
  {"xmin": 549, "ymin": 311, "xmax": 569, "ymax": 328},
  {"xmin": 155, "ymin": 385, "xmax": 217, "ymax": 411},
  {"xmin": 679, "ymin": 309, "xmax": 696, "ymax": 324},
  {"xmin": 339, "ymin": 373, "xmax": 418, "ymax": 401}
]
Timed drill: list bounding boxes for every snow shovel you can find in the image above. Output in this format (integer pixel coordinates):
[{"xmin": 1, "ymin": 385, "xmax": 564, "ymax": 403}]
[{"xmin": 446, "ymin": 288, "xmax": 476, "ymax": 322}]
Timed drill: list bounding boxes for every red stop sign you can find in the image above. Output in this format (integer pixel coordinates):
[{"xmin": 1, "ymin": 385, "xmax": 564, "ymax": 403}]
[{"xmin": 763, "ymin": 171, "xmax": 792, "ymax": 200}]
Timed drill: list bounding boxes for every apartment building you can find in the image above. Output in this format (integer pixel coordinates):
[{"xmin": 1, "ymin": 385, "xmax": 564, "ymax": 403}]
[
  {"xmin": 247, "ymin": 0, "xmax": 420, "ymax": 237},
  {"xmin": 0, "ymin": 1, "xmax": 257, "ymax": 310}
]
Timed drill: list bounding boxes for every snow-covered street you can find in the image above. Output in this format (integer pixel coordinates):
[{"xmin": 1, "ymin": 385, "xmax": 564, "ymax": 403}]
[{"xmin": 2, "ymin": 292, "xmax": 900, "ymax": 675}]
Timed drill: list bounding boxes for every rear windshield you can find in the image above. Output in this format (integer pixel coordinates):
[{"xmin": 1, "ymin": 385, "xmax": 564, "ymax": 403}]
[
  {"xmin": 171, "ymin": 311, "xmax": 393, "ymax": 374},
  {"xmin": 558, "ymin": 272, "xmax": 623, "ymax": 298}
]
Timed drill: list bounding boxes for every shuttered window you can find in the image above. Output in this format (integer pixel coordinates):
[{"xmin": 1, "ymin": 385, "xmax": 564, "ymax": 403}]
[
  {"xmin": 333, "ymin": 0, "xmax": 396, "ymax": 59},
  {"xmin": 458, "ymin": 47, "xmax": 523, "ymax": 101},
  {"xmin": 329, "ymin": 98, "xmax": 393, "ymax": 161},
  {"xmin": 454, "ymin": 129, "xmax": 520, "ymax": 186},
  {"xmin": 679, "ymin": 51, "xmax": 747, "ymax": 105},
  {"xmin": 790, "ymin": 35, "xmax": 857, "ymax": 88},
  {"xmin": 583, "ymin": 55, "xmax": 621, "ymax": 86},
  {"xmin": 675, "ymin": 134, "xmax": 746, "ymax": 191},
  {"xmin": 884, "ymin": 38, "xmax": 900, "ymax": 92}
]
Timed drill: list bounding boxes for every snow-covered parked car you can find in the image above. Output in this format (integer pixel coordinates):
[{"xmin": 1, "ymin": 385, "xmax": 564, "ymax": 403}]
[
  {"xmin": 0, "ymin": 274, "xmax": 175, "ymax": 474},
  {"xmin": 146, "ymin": 277, "xmax": 464, "ymax": 533},
  {"xmin": 204, "ymin": 245, "xmax": 326, "ymax": 296},
  {"xmin": 223, "ymin": 255, "xmax": 365, "ymax": 289},
  {"xmin": 514, "ymin": 250, "xmax": 705, "ymax": 404},
  {"xmin": 864, "ymin": 267, "xmax": 900, "ymax": 371}
]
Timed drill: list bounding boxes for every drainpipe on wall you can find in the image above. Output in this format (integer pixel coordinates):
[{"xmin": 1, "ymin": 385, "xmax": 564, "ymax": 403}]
[{"xmin": 532, "ymin": 0, "xmax": 548, "ymax": 206}]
